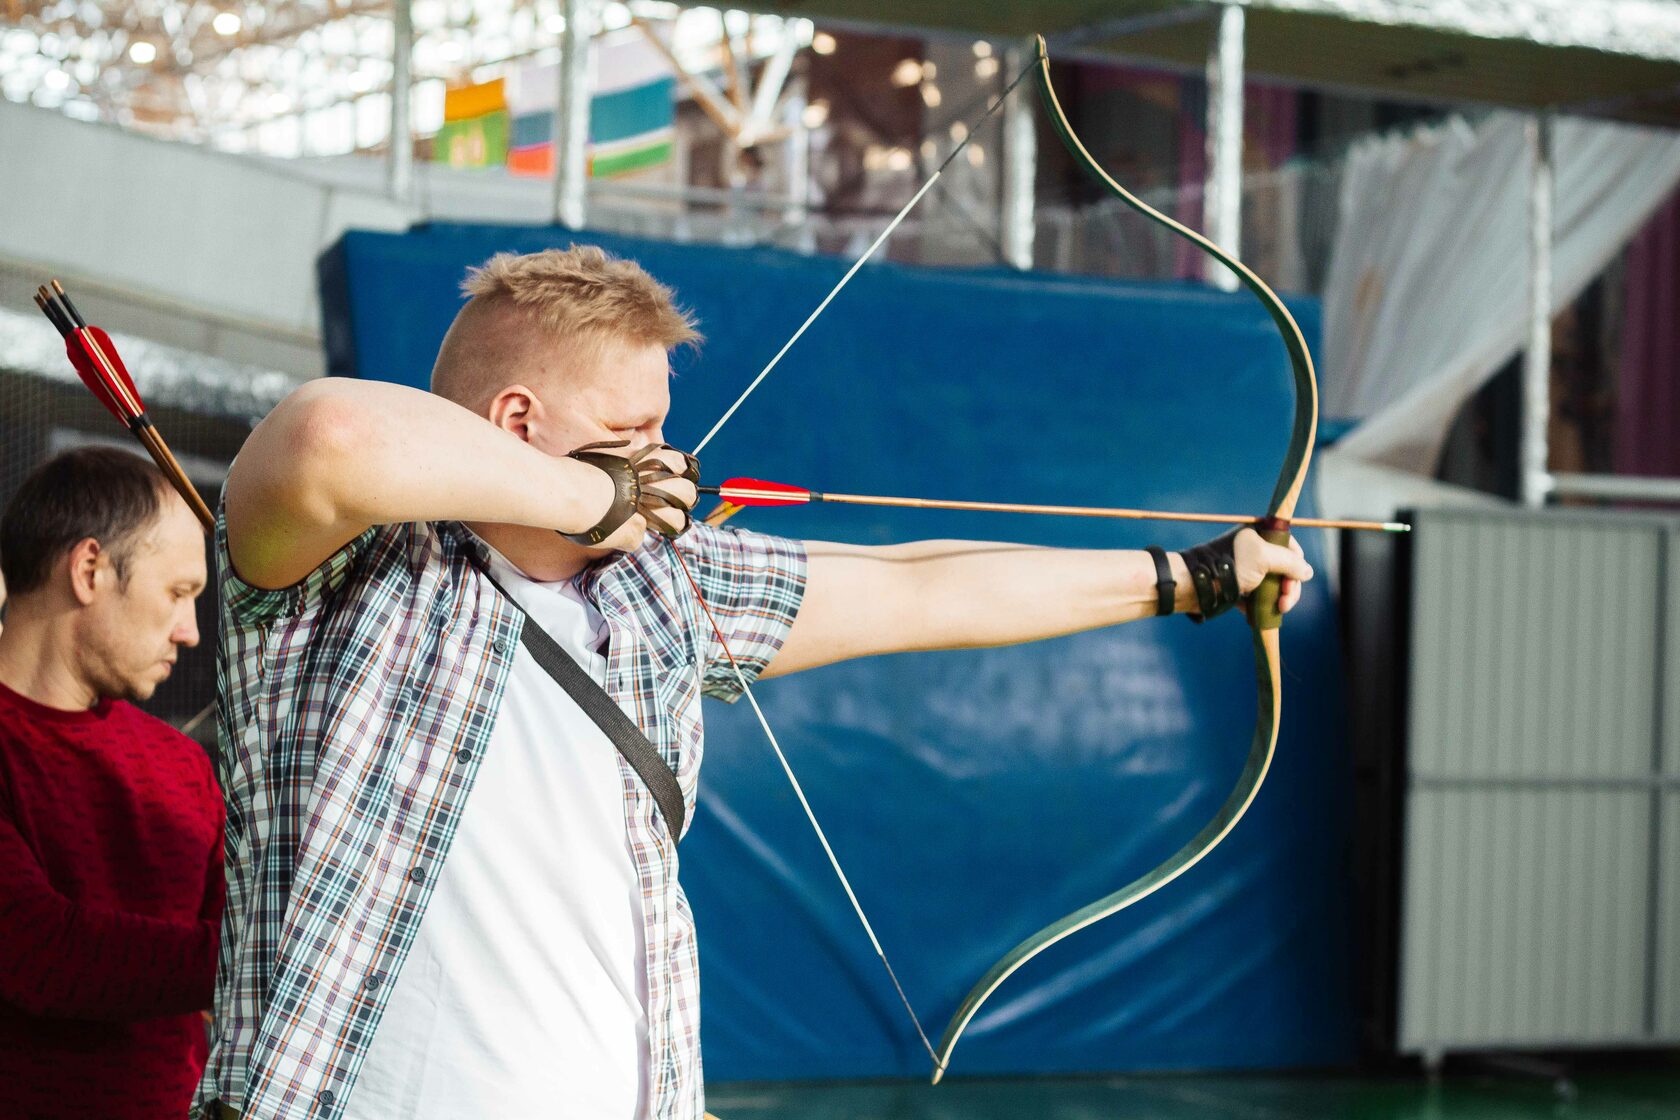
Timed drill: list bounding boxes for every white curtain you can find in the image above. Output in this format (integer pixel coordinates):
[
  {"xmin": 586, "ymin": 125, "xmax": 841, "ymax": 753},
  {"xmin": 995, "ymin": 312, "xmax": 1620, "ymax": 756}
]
[{"xmin": 1321, "ymin": 111, "xmax": 1680, "ymax": 473}]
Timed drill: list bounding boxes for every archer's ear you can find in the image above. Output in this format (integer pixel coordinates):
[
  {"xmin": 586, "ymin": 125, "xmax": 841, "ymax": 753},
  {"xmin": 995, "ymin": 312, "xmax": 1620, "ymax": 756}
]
[
  {"xmin": 486, "ymin": 384, "xmax": 542, "ymax": 442},
  {"xmin": 65, "ymin": 537, "xmax": 104, "ymax": 606}
]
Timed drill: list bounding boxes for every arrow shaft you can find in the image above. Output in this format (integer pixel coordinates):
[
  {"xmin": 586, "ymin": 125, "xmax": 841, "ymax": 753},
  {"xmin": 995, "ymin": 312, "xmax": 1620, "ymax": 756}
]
[
  {"xmin": 37, "ymin": 282, "xmax": 218, "ymax": 534},
  {"xmin": 703, "ymin": 485, "xmax": 1406, "ymax": 533}
]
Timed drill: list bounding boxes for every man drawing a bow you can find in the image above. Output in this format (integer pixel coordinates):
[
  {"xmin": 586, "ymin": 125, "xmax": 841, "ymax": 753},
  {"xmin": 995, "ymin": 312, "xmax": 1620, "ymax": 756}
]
[{"xmin": 200, "ymin": 245, "xmax": 1311, "ymax": 1120}]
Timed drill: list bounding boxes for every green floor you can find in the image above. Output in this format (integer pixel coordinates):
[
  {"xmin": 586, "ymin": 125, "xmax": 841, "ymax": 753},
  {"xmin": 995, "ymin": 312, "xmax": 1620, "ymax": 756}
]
[{"xmin": 707, "ymin": 1071, "xmax": 1680, "ymax": 1119}]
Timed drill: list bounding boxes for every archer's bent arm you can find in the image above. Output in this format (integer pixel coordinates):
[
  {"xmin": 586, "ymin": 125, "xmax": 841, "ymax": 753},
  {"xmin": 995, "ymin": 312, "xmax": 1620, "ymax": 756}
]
[
  {"xmin": 764, "ymin": 534, "xmax": 1310, "ymax": 678},
  {"xmin": 226, "ymin": 378, "xmax": 614, "ymax": 590}
]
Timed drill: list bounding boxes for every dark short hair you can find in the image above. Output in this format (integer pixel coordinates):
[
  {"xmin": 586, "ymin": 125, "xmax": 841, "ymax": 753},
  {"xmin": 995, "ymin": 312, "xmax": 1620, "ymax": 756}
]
[{"xmin": 0, "ymin": 447, "xmax": 176, "ymax": 597}]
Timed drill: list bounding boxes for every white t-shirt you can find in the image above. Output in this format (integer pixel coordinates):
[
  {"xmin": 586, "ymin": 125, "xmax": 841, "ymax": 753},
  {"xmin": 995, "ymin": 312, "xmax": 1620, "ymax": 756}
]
[{"xmin": 346, "ymin": 546, "xmax": 650, "ymax": 1119}]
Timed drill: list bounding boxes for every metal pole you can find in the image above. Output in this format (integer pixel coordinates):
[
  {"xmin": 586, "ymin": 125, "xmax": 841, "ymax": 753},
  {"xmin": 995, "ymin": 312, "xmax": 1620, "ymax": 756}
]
[
  {"xmin": 784, "ymin": 70, "xmax": 813, "ymax": 250},
  {"xmin": 672, "ymin": 102, "xmax": 693, "ymax": 242},
  {"xmin": 1550, "ymin": 472, "xmax": 1680, "ymax": 503},
  {"xmin": 388, "ymin": 0, "xmax": 413, "ymax": 202},
  {"xmin": 1000, "ymin": 37, "xmax": 1037, "ymax": 270},
  {"xmin": 553, "ymin": 0, "xmax": 592, "ymax": 228},
  {"xmin": 1204, "ymin": 3, "xmax": 1244, "ymax": 290},
  {"xmin": 1520, "ymin": 112, "xmax": 1555, "ymax": 508},
  {"xmin": 741, "ymin": 31, "xmax": 799, "ymax": 148}
]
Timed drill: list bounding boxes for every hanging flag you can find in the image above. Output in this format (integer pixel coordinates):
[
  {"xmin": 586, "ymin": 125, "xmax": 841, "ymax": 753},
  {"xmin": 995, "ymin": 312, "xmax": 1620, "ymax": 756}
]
[
  {"xmin": 589, "ymin": 34, "xmax": 676, "ymax": 178},
  {"xmin": 435, "ymin": 78, "xmax": 509, "ymax": 168},
  {"xmin": 505, "ymin": 66, "xmax": 559, "ymax": 177},
  {"xmin": 505, "ymin": 33, "xmax": 675, "ymax": 179}
]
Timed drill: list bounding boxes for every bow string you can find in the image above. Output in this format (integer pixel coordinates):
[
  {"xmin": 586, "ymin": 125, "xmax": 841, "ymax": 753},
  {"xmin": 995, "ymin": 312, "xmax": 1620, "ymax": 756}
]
[{"xmin": 669, "ymin": 33, "xmax": 1319, "ymax": 1084}]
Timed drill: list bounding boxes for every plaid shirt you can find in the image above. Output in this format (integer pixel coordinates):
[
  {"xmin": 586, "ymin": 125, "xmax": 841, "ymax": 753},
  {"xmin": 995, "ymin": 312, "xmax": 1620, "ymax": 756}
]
[{"xmin": 198, "ymin": 511, "xmax": 806, "ymax": 1120}]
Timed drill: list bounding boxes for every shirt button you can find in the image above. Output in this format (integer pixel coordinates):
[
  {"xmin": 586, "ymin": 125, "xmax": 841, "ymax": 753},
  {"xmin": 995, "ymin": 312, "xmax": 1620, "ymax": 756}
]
[
  {"xmin": 408, "ymin": 866, "xmax": 426, "ymax": 885},
  {"xmin": 455, "ymin": 749, "xmax": 473, "ymax": 763},
  {"xmin": 491, "ymin": 638, "xmax": 510, "ymax": 655},
  {"xmin": 364, "ymin": 973, "xmax": 383, "ymax": 990},
  {"xmin": 317, "ymin": 1089, "xmax": 335, "ymax": 1108}
]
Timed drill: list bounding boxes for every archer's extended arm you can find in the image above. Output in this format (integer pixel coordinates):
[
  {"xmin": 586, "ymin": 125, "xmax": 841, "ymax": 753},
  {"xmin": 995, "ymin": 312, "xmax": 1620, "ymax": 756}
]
[{"xmin": 764, "ymin": 530, "xmax": 1310, "ymax": 678}]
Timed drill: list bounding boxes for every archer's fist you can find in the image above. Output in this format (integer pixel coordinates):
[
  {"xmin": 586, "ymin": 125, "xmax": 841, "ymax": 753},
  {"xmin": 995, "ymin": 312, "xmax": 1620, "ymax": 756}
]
[
  {"xmin": 632, "ymin": 442, "xmax": 701, "ymax": 541},
  {"xmin": 561, "ymin": 440, "xmax": 700, "ymax": 552},
  {"xmin": 1232, "ymin": 527, "xmax": 1313, "ymax": 616}
]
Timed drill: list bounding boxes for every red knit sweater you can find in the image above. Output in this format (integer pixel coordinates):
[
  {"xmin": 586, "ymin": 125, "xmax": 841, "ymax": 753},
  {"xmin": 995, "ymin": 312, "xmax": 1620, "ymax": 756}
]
[{"xmin": 0, "ymin": 679, "xmax": 224, "ymax": 1120}]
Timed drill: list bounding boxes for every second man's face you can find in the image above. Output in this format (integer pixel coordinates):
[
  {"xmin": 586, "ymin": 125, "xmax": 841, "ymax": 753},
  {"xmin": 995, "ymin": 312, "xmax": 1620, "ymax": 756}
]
[{"xmin": 81, "ymin": 497, "xmax": 207, "ymax": 702}]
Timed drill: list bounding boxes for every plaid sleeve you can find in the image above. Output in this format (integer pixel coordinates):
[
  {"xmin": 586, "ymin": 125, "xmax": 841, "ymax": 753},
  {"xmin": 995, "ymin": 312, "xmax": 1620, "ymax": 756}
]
[
  {"xmin": 676, "ymin": 523, "xmax": 807, "ymax": 702},
  {"xmin": 214, "ymin": 486, "xmax": 380, "ymax": 625}
]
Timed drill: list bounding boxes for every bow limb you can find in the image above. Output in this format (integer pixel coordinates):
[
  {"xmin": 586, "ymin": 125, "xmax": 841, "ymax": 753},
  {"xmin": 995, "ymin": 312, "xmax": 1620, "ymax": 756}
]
[
  {"xmin": 931, "ymin": 629, "xmax": 1280, "ymax": 1081},
  {"xmin": 929, "ymin": 37, "xmax": 1318, "ymax": 1082}
]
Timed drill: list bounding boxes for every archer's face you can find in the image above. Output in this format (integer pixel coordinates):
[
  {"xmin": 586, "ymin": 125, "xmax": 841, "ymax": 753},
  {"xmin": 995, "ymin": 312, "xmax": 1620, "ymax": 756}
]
[
  {"xmin": 76, "ymin": 498, "xmax": 206, "ymax": 701},
  {"xmin": 528, "ymin": 336, "xmax": 672, "ymax": 460},
  {"xmin": 477, "ymin": 331, "xmax": 677, "ymax": 569}
]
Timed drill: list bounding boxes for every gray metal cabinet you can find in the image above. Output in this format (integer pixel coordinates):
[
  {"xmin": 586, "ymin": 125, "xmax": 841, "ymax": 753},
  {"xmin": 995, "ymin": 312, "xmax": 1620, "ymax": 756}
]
[{"xmin": 1398, "ymin": 509, "xmax": 1677, "ymax": 1058}]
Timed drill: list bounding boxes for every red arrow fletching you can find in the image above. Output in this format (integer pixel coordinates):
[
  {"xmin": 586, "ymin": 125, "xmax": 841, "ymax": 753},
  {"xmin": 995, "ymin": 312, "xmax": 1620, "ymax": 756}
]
[
  {"xmin": 717, "ymin": 477, "xmax": 813, "ymax": 506},
  {"xmin": 64, "ymin": 332, "xmax": 135, "ymax": 427},
  {"xmin": 76, "ymin": 326, "xmax": 146, "ymax": 418}
]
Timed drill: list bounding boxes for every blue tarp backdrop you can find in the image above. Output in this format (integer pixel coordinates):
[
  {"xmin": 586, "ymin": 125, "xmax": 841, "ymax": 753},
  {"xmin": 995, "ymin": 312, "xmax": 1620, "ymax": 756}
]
[{"xmin": 319, "ymin": 223, "xmax": 1358, "ymax": 1081}]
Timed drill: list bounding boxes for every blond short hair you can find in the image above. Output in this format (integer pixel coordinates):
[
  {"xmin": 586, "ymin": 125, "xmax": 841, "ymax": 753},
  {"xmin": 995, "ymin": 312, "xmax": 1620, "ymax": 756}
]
[
  {"xmin": 431, "ymin": 245, "xmax": 699, "ymax": 409},
  {"xmin": 463, "ymin": 245, "xmax": 699, "ymax": 348}
]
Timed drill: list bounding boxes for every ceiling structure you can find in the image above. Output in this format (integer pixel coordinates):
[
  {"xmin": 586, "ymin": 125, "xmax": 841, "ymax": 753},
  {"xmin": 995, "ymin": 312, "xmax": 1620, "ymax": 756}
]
[
  {"xmin": 735, "ymin": 0, "xmax": 1680, "ymax": 126},
  {"xmin": 4, "ymin": 1, "xmax": 406, "ymax": 143},
  {"xmin": 0, "ymin": 1, "xmax": 807, "ymax": 152},
  {"xmin": 6, "ymin": 1, "xmax": 1680, "ymax": 156}
]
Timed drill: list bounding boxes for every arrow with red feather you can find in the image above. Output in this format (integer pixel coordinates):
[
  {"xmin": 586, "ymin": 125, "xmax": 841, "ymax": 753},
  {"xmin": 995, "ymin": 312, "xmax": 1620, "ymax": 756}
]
[
  {"xmin": 34, "ymin": 280, "xmax": 217, "ymax": 534},
  {"xmin": 700, "ymin": 477, "xmax": 1409, "ymax": 533}
]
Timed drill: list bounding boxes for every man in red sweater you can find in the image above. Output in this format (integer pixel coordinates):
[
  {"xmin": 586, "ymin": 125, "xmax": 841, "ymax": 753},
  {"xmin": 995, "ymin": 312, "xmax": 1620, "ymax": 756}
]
[{"xmin": 0, "ymin": 447, "xmax": 224, "ymax": 1119}]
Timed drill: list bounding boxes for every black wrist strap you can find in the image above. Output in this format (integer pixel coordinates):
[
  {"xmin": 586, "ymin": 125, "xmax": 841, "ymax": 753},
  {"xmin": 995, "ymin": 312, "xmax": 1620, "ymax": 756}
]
[
  {"xmin": 1144, "ymin": 546, "xmax": 1175, "ymax": 617},
  {"xmin": 476, "ymin": 564, "xmax": 686, "ymax": 843}
]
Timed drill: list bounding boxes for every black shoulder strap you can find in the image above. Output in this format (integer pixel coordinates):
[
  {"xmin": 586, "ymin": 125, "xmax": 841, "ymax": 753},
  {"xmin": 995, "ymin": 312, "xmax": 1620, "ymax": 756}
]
[{"xmin": 477, "ymin": 565, "xmax": 686, "ymax": 843}]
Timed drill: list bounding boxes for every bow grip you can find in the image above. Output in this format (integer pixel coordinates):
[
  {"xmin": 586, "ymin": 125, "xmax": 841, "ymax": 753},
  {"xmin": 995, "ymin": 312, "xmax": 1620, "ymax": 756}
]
[{"xmin": 1249, "ymin": 516, "xmax": 1292, "ymax": 632}]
